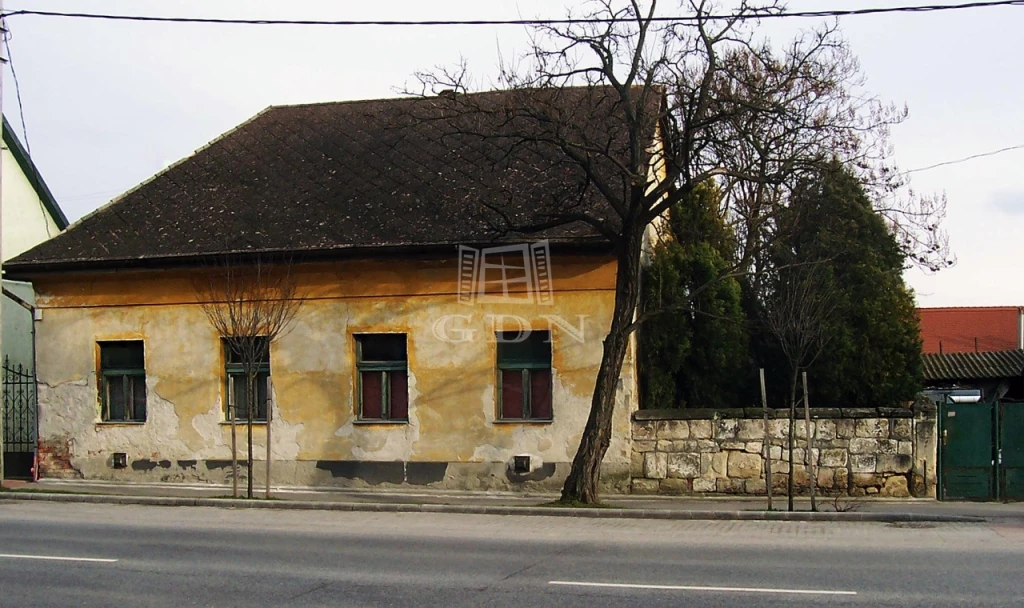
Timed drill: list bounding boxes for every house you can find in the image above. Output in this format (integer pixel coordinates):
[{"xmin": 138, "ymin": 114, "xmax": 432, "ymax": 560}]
[
  {"xmin": 2, "ymin": 116, "xmax": 69, "ymax": 480},
  {"xmin": 2, "ymin": 116, "xmax": 69, "ymax": 369},
  {"xmin": 918, "ymin": 306, "xmax": 1024, "ymax": 355},
  {"xmin": 5, "ymin": 89, "xmax": 662, "ymax": 491}
]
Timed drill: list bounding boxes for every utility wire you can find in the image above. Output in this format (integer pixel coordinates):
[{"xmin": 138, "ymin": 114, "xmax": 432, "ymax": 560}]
[
  {"xmin": 1, "ymin": 1, "xmax": 1023, "ymax": 27},
  {"xmin": 904, "ymin": 143, "xmax": 1024, "ymax": 174}
]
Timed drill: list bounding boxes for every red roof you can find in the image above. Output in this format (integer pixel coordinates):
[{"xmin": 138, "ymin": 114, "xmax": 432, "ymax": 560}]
[{"xmin": 917, "ymin": 307, "xmax": 1022, "ymax": 354}]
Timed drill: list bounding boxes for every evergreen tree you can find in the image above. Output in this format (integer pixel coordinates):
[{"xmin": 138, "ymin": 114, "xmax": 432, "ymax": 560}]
[
  {"xmin": 769, "ymin": 160, "xmax": 923, "ymax": 408},
  {"xmin": 640, "ymin": 184, "xmax": 750, "ymax": 409}
]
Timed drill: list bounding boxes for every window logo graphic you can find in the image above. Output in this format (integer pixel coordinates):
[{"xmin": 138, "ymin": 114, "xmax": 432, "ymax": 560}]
[{"xmin": 458, "ymin": 241, "xmax": 554, "ymax": 305}]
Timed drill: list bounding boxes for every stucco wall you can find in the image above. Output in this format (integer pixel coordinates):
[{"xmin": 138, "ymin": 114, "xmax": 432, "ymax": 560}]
[
  {"xmin": 1, "ymin": 144, "xmax": 61, "ymax": 262},
  {"xmin": 31, "ymin": 254, "xmax": 635, "ymax": 491}
]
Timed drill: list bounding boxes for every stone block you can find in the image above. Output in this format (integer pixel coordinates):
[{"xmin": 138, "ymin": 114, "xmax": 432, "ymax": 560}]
[
  {"xmin": 771, "ymin": 473, "xmax": 789, "ymax": 490},
  {"xmin": 897, "ymin": 441, "xmax": 913, "ymax": 456},
  {"xmin": 771, "ymin": 460, "xmax": 790, "ymax": 474},
  {"xmin": 745, "ymin": 479, "xmax": 767, "ymax": 495},
  {"xmin": 728, "ymin": 451, "xmax": 763, "ymax": 480},
  {"xmin": 720, "ymin": 479, "xmax": 746, "ymax": 494},
  {"xmin": 709, "ymin": 452, "xmax": 729, "ymax": 479},
  {"xmin": 849, "ymin": 487, "xmax": 866, "ymax": 497},
  {"xmin": 633, "ymin": 440, "xmax": 656, "ymax": 453},
  {"xmin": 769, "ymin": 445, "xmax": 783, "ymax": 461},
  {"xmin": 794, "ymin": 421, "xmax": 815, "ymax": 440},
  {"xmin": 674, "ymin": 440, "xmax": 699, "ymax": 453},
  {"xmin": 849, "ymin": 438, "xmax": 878, "ymax": 454},
  {"xmin": 659, "ymin": 478, "xmax": 691, "ymax": 495},
  {"xmin": 693, "ymin": 477, "xmax": 717, "ymax": 493},
  {"xmin": 815, "ymin": 420, "xmax": 837, "ymax": 440},
  {"xmin": 892, "ymin": 419, "xmax": 913, "ymax": 440},
  {"xmin": 844, "ymin": 408, "xmax": 879, "ymax": 419},
  {"xmin": 689, "ymin": 419, "xmax": 713, "ymax": 439},
  {"xmin": 630, "ymin": 451, "xmax": 645, "ymax": 477},
  {"xmin": 658, "ymin": 420, "xmax": 690, "ymax": 440},
  {"xmin": 737, "ymin": 419, "xmax": 766, "ymax": 440},
  {"xmin": 881, "ymin": 475, "xmax": 910, "ymax": 498},
  {"xmin": 721, "ymin": 441, "xmax": 746, "ymax": 451},
  {"xmin": 877, "ymin": 454, "xmax": 912, "ymax": 474},
  {"xmin": 745, "ymin": 441, "xmax": 763, "ymax": 454},
  {"xmin": 715, "ymin": 418, "xmax": 739, "ymax": 440},
  {"xmin": 834, "ymin": 467, "xmax": 849, "ymax": 489},
  {"xmin": 836, "ymin": 419, "xmax": 857, "ymax": 439},
  {"xmin": 855, "ymin": 419, "xmax": 889, "ymax": 439},
  {"xmin": 667, "ymin": 453, "xmax": 701, "ymax": 479},
  {"xmin": 817, "ymin": 467, "xmax": 835, "ymax": 489},
  {"xmin": 866, "ymin": 486, "xmax": 879, "ymax": 494},
  {"xmin": 644, "ymin": 452, "xmax": 667, "ymax": 479},
  {"xmin": 700, "ymin": 452, "xmax": 713, "ymax": 475},
  {"xmin": 792, "ymin": 448, "xmax": 805, "ymax": 464},
  {"xmin": 634, "ymin": 420, "xmax": 658, "ymax": 440},
  {"xmin": 850, "ymin": 454, "xmax": 876, "ymax": 473},
  {"xmin": 820, "ymin": 449, "xmax": 848, "ymax": 468},
  {"xmin": 769, "ymin": 419, "xmax": 790, "ymax": 439},
  {"xmin": 697, "ymin": 440, "xmax": 720, "ymax": 453},
  {"xmin": 791, "ymin": 464, "xmax": 811, "ymax": 488},
  {"xmin": 631, "ymin": 478, "xmax": 660, "ymax": 494},
  {"xmin": 656, "ymin": 440, "xmax": 675, "ymax": 453},
  {"xmin": 853, "ymin": 473, "xmax": 882, "ymax": 488}
]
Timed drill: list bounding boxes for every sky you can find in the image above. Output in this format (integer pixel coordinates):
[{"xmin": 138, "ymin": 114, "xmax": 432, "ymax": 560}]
[{"xmin": 2, "ymin": 0, "xmax": 1023, "ymax": 307}]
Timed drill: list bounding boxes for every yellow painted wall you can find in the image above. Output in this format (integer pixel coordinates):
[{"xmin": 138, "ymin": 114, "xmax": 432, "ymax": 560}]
[{"xmin": 32, "ymin": 254, "xmax": 637, "ymax": 490}]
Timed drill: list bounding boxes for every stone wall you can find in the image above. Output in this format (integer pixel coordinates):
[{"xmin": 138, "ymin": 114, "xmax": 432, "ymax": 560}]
[{"xmin": 630, "ymin": 405, "xmax": 937, "ymax": 497}]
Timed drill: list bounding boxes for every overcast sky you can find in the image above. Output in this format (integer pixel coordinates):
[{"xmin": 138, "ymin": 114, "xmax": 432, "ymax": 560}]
[{"xmin": 3, "ymin": 0, "xmax": 1023, "ymax": 306}]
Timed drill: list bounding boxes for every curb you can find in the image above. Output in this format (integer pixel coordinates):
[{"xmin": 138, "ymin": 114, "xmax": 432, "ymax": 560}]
[{"xmin": 0, "ymin": 492, "xmax": 986, "ymax": 523}]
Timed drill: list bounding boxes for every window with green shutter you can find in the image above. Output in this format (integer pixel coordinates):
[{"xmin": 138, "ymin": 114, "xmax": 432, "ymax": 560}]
[
  {"xmin": 224, "ymin": 337, "xmax": 271, "ymax": 422},
  {"xmin": 497, "ymin": 331, "xmax": 552, "ymax": 421},
  {"xmin": 99, "ymin": 341, "xmax": 147, "ymax": 423},
  {"xmin": 356, "ymin": 334, "xmax": 409, "ymax": 422}
]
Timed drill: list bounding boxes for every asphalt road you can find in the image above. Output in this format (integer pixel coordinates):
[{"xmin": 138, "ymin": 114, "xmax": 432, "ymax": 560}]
[{"xmin": 0, "ymin": 502, "xmax": 1021, "ymax": 607}]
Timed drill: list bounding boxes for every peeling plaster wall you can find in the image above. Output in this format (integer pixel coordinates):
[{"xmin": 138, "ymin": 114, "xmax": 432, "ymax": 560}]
[{"xmin": 32, "ymin": 255, "xmax": 634, "ymax": 491}]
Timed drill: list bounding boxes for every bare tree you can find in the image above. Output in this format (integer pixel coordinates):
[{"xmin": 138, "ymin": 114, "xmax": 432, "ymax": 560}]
[
  {"xmin": 194, "ymin": 255, "xmax": 303, "ymax": 499},
  {"xmin": 762, "ymin": 263, "xmax": 837, "ymax": 511},
  {"xmin": 407, "ymin": 0, "xmax": 947, "ymax": 503}
]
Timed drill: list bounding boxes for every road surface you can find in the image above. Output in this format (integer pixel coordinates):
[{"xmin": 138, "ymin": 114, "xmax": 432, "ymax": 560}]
[{"xmin": 0, "ymin": 501, "xmax": 1021, "ymax": 607}]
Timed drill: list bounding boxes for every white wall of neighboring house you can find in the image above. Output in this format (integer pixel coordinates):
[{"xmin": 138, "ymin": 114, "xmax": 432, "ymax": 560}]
[{"xmin": 1, "ymin": 142, "xmax": 61, "ymax": 262}]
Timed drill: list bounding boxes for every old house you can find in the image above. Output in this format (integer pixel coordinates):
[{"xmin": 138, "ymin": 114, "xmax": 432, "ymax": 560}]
[{"xmin": 5, "ymin": 89, "xmax": 663, "ymax": 491}]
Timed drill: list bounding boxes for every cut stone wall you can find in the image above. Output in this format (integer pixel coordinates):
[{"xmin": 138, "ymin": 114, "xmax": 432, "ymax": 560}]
[{"xmin": 630, "ymin": 405, "xmax": 937, "ymax": 498}]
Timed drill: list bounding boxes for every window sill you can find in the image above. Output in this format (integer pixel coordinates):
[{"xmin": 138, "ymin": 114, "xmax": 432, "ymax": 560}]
[
  {"xmin": 95, "ymin": 421, "xmax": 146, "ymax": 426},
  {"xmin": 493, "ymin": 419, "xmax": 554, "ymax": 425},
  {"xmin": 219, "ymin": 421, "xmax": 268, "ymax": 426},
  {"xmin": 353, "ymin": 419, "xmax": 409, "ymax": 426}
]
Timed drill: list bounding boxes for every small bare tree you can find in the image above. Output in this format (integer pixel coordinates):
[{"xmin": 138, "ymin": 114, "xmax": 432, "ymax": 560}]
[
  {"xmin": 194, "ymin": 255, "xmax": 302, "ymax": 499},
  {"xmin": 762, "ymin": 263, "xmax": 837, "ymax": 511}
]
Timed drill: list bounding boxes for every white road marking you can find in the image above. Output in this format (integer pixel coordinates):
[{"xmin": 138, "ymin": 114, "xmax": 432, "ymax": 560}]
[
  {"xmin": 549, "ymin": 581, "xmax": 857, "ymax": 596},
  {"xmin": 0, "ymin": 553, "xmax": 118, "ymax": 563}
]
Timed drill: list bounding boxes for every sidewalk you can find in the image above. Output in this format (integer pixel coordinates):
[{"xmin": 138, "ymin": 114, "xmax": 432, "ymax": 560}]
[{"xmin": 3, "ymin": 478, "xmax": 1021, "ymax": 522}]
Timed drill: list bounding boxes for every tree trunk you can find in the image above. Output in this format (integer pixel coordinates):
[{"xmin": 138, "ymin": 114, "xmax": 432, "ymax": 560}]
[
  {"xmin": 560, "ymin": 228, "xmax": 644, "ymax": 504},
  {"xmin": 760, "ymin": 368, "xmax": 772, "ymax": 511},
  {"xmin": 247, "ymin": 372, "xmax": 255, "ymax": 499},
  {"xmin": 802, "ymin": 371, "xmax": 816, "ymax": 512},
  {"xmin": 230, "ymin": 398, "xmax": 238, "ymax": 499},
  {"xmin": 788, "ymin": 368, "xmax": 798, "ymax": 512},
  {"xmin": 265, "ymin": 377, "xmax": 273, "ymax": 500}
]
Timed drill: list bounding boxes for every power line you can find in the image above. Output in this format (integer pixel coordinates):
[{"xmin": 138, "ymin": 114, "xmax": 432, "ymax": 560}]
[
  {"xmin": 904, "ymin": 143, "xmax": 1024, "ymax": 174},
  {"xmin": 1, "ymin": 1, "xmax": 1023, "ymax": 27}
]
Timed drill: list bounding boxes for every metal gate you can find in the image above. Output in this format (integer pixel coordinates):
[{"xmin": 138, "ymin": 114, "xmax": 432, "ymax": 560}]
[
  {"xmin": 2, "ymin": 357, "xmax": 37, "ymax": 480},
  {"xmin": 1000, "ymin": 402, "xmax": 1024, "ymax": 501},
  {"xmin": 940, "ymin": 400, "xmax": 995, "ymax": 500}
]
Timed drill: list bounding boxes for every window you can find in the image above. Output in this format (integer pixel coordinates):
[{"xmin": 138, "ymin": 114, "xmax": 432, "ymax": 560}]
[
  {"xmin": 99, "ymin": 341, "xmax": 147, "ymax": 422},
  {"xmin": 497, "ymin": 331, "xmax": 552, "ymax": 421},
  {"xmin": 224, "ymin": 337, "xmax": 270, "ymax": 422},
  {"xmin": 356, "ymin": 334, "xmax": 408, "ymax": 422}
]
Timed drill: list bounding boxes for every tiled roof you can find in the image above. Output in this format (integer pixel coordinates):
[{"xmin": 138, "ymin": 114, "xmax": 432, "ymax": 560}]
[
  {"xmin": 7, "ymin": 87, "xmax": 657, "ymax": 274},
  {"xmin": 917, "ymin": 307, "xmax": 1021, "ymax": 354},
  {"xmin": 921, "ymin": 349, "xmax": 1024, "ymax": 381}
]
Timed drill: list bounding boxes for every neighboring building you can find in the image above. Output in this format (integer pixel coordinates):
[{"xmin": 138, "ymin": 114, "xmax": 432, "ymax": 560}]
[
  {"xmin": 921, "ymin": 349, "xmax": 1024, "ymax": 402},
  {"xmin": 2, "ymin": 116, "xmax": 69, "ymax": 369},
  {"xmin": 918, "ymin": 306, "xmax": 1024, "ymax": 355},
  {"xmin": 5, "ymin": 89, "xmax": 661, "ymax": 491}
]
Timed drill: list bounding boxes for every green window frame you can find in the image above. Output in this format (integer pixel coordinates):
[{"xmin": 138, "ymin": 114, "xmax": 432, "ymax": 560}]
[
  {"xmin": 356, "ymin": 334, "xmax": 409, "ymax": 422},
  {"xmin": 497, "ymin": 331, "xmax": 553, "ymax": 421},
  {"xmin": 99, "ymin": 341, "xmax": 147, "ymax": 423},
  {"xmin": 224, "ymin": 337, "xmax": 271, "ymax": 422}
]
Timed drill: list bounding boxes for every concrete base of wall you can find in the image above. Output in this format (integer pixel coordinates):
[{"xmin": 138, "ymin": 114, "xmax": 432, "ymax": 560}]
[{"xmin": 40, "ymin": 456, "xmax": 632, "ymax": 494}]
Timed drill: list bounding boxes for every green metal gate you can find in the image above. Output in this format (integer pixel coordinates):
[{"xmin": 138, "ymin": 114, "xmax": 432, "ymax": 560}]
[
  {"xmin": 999, "ymin": 402, "xmax": 1024, "ymax": 501},
  {"xmin": 940, "ymin": 400, "xmax": 995, "ymax": 500},
  {"xmin": 2, "ymin": 357, "xmax": 37, "ymax": 480}
]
